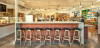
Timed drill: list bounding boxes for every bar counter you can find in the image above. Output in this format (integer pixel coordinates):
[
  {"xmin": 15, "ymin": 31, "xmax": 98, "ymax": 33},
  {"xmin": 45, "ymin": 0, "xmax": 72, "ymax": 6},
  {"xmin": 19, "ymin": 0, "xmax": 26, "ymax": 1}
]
[{"xmin": 16, "ymin": 21, "xmax": 85, "ymax": 45}]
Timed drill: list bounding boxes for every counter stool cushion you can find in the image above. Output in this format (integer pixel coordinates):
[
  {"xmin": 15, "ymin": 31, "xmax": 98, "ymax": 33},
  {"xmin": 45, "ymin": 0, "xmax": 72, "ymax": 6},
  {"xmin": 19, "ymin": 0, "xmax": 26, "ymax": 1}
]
[
  {"xmin": 26, "ymin": 27, "xmax": 31, "ymax": 30},
  {"xmin": 45, "ymin": 28, "xmax": 52, "ymax": 30},
  {"xmin": 35, "ymin": 28, "xmax": 43, "ymax": 30},
  {"xmin": 73, "ymin": 28, "xmax": 81, "ymax": 30},
  {"xmin": 54, "ymin": 27, "xmax": 61, "ymax": 30},
  {"xmin": 63, "ymin": 28, "xmax": 71, "ymax": 30},
  {"xmin": 30, "ymin": 28, "xmax": 34, "ymax": 30},
  {"xmin": 16, "ymin": 28, "xmax": 21, "ymax": 30},
  {"xmin": 21, "ymin": 28, "xmax": 25, "ymax": 30}
]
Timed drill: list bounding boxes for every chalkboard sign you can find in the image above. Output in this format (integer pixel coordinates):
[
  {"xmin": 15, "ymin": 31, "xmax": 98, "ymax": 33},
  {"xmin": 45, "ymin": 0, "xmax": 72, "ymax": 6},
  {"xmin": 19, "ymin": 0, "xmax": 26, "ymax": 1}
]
[{"xmin": 0, "ymin": 4, "xmax": 6, "ymax": 12}]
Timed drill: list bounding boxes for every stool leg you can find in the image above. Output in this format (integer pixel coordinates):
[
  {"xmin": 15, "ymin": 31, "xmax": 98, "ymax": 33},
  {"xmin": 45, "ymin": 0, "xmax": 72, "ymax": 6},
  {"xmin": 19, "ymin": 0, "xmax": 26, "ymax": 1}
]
[
  {"xmin": 16, "ymin": 31, "xmax": 18, "ymax": 43},
  {"xmin": 40, "ymin": 36, "xmax": 41, "ymax": 44},
  {"xmin": 78, "ymin": 31, "xmax": 81, "ymax": 46},
  {"xmin": 69, "ymin": 37, "xmax": 71, "ymax": 47},
  {"xmin": 20, "ymin": 31, "xmax": 21, "ymax": 46},
  {"xmin": 30, "ymin": 31, "xmax": 31, "ymax": 46},
  {"xmin": 44, "ymin": 37, "xmax": 46, "ymax": 45},
  {"xmin": 59, "ymin": 39, "xmax": 60, "ymax": 44},
  {"xmin": 59, "ymin": 31, "xmax": 61, "ymax": 44},
  {"xmin": 49, "ymin": 31, "xmax": 51, "ymax": 46},
  {"xmin": 53, "ymin": 37, "xmax": 54, "ymax": 44},
  {"xmin": 62, "ymin": 31, "xmax": 66, "ymax": 44},
  {"xmin": 22, "ymin": 30, "xmax": 25, "ymax": 45},
  {"xmin": 25, "ymin": 31, "xmax": 28, "ymax": 45},
  {"xmin": 79, "ymin": 37, "xmax": 81, "ymax": 46},
  {"xmin": 53, "ymin": 31, "xmax": 55, "ymax": 44},
  {"xmin": 39, "ymin": 31, "xmax": 41, "ymax": 44},
  {"xmin": 80, "ymin": 40, "xmax": 81, "ymax": 46},
  {"xmin": 72, "ymin": 31, "xmax": 75, "ymax": 44},
  {"xmin": 68, "ymin": 31, "xmax": 71, "ymax": 47},
  {"xmin": 49, "ymin": 30, "xmax": 51, "ymax": 46},
  {"xmin": 24, "ymin": 37, "xmax": 26, "ymax": 45}
]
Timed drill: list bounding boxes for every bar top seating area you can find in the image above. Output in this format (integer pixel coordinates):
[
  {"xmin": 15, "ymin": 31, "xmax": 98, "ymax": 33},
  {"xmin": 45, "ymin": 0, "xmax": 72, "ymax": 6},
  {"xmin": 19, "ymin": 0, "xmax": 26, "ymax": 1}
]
[
  {"xmin": 15, "ymin": 22, "xmax": 85, "ymax": 47},
  {"xmin": 14, "ymin": 0, "xmax": 99, "ymax": 47}
]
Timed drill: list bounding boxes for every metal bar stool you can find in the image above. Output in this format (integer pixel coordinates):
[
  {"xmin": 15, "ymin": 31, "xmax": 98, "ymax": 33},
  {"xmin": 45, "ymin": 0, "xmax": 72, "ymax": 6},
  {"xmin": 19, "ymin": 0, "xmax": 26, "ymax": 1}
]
[
  {"xmin": 16, "ymin": 28, "xmax": 22, "ymax": 46},
  {"xmin": 72, "ymin": 28, "xmax": 81, "ymax": 46},
  {"xmin": 45, "ymin": 28, "xmax": 52, "ymax": 45},
  {"xmin": 53, "ymin": 27, "xmax": 61, "ymax": 44},
  {"xmin": 35, "ymin": 28, "xmax": 43, "ymax": 44},
  {"xmin": 25, "ymin": 27, "xmax": 33, "ymax": 46},
  {"xmin": 63, "ymin": 28, "xmax": 71, "ymax": 46}
]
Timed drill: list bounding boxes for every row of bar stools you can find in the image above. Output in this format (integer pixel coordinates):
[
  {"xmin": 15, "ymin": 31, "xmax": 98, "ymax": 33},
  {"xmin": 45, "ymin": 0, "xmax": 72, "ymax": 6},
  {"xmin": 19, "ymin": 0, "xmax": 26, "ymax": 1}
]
[{"xmin": 16, "ymin": 27, "xmax": 81, "ymax": 46}]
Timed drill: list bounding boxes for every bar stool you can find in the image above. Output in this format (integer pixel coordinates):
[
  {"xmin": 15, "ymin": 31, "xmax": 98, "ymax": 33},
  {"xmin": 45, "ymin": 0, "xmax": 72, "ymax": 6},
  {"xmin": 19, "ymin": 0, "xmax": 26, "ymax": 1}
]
[
  {"xmin": 72, "ymin": 28, "xmax": 81, "ymax": 46},
  {"xmin": 31, "ymin": 28, "xmax": 35, "ymax": 39},
  {"xmin": 21, "ymin": 28, "xmax": 26, "ymax": 40},
  {"xmin": 62, "ymin": 28, "xmax": 71, "ymax": 45},
  {"xmin": 25, "ymin": 27, "xmax": 33, "ymax": 46},
  {"xmin": 53, "ymin": 27, "xmax": 61, "ymax": 44},
  {"xmin": 45, "ymin": 28, "xmax": 52, "ymax": 45},
  {"xmin": 35, "ymin": 28, "xmax": 43, "ymax": 44},
  {"xmin": 16, "ymin": 28, "xmax": 22, "ymax": 46}
]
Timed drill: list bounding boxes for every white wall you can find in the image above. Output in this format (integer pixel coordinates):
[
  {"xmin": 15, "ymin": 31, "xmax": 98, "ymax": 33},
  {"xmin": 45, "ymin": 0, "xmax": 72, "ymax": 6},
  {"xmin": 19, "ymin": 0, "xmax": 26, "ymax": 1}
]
[{"xmin": 0, "ymin": 24, "xmax": 15, "ymax": 38}]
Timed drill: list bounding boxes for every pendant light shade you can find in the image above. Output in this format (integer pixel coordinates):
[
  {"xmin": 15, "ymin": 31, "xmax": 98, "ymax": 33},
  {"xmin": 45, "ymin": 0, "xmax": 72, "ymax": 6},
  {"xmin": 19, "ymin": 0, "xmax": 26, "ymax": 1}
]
[
  {"xmin": 80, "ymin": 2, "xmax": 82, "ymax": 8},
  {"xmin": 91, "ymin": 2, "xmax": 94, "ymax": 8}
]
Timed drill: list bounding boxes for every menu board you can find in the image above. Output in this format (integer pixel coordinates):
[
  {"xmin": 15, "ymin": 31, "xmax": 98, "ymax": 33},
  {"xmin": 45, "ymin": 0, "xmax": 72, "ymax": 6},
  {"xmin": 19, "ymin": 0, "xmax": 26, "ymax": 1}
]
[
  {"xmin": 25, "ymin": 15, "xmax": 33, "ymax": 22},
  {"xmin": 0, "ymin": 4, "xmax": 6, "ymax": 12}
]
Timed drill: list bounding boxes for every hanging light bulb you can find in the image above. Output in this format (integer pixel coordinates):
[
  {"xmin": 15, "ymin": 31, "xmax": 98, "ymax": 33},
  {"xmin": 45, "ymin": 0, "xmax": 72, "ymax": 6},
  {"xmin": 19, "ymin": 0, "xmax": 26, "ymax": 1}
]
[
  {"xmin": 91, "ymin": 2, "xmax": 94, "ymax": 8},
  {"xmin": 62, "ymin": 7, "xmax": 64, "ymax": 12},
  {"xmin": 80, "ymin": 2, "xmax": 82, "ymax": 8},
  {"xmin": 69, "ymin": 9, "xmax": 70, "ymax": 13},
  {"xmin": 82, "ymin": 7, "xmax": 84, "ymax": 10},
  {"xmin": 39, "ymin": 7, "xmax": 40, "ymax": 11},
  {"xmin": 56, "ymin": 9, "xmax": 59, "ymax": 10},
  {"xmin": 73, "ymin": 6, "xmax": 75, "ymax": 10}
]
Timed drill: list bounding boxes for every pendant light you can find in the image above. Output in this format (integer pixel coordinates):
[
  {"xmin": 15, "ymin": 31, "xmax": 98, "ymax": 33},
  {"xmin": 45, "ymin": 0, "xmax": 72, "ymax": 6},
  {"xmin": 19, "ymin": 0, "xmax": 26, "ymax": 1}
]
[
  {"xmin": 62, "ymin": 7, "xmax": 64, "ymax": 12},
  {"xmin": 56, "ymin": 9, "xmax": 59, "ymax": 10},
  {"xmin": 39, "ymin": 7, "xmax": 41, "ymax": 11},
  {"xmin": 91, "ymin": 2, "xmax": 94, "ymax": 8},
  {"xmin": 80, "ymin": 2, "xmax": 82, "ymax": 8},
  {"xmin": 73, "ymin": 6, "xmax": 75, "ymax": 10},
  {"xmin": 69, "ymin": 9, "xmax": 70, "ymax": 13}
]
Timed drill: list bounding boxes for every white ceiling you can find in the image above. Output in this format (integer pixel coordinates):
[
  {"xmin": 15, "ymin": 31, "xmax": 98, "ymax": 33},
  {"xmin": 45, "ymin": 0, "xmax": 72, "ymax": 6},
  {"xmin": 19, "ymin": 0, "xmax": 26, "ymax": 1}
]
[
  {"xmin": 19, "ymin": 0, "xmax": 97, "ymax": 9},
  {"xmin": 0, "ymin": 0, "xmax": 100, "ymax": 14},
  {"xmin": 0, "ymin": 0, "xmax": 99, "ymax": 9}
]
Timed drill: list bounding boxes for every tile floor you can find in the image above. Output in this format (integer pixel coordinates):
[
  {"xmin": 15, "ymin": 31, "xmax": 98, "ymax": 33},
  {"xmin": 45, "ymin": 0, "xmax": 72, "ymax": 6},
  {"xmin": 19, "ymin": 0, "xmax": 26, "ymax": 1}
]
[{"xmin": 0, "ymin": 27, "xmax": 100, "ymax": 48}]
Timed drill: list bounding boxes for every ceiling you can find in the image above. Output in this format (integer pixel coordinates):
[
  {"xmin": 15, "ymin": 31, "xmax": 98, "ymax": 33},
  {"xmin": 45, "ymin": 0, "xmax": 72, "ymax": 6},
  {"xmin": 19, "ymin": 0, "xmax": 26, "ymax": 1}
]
[
  {"xmin": 18, "ymin": 0, "xmax": 97, "ymax": 9},
  {"xmin": 0, "ymin": 0, "xmax": 100, "ymax": 13},
  {"xmin": 0, "ymin": 0, "xmax": 99, "ymax": 9}
]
